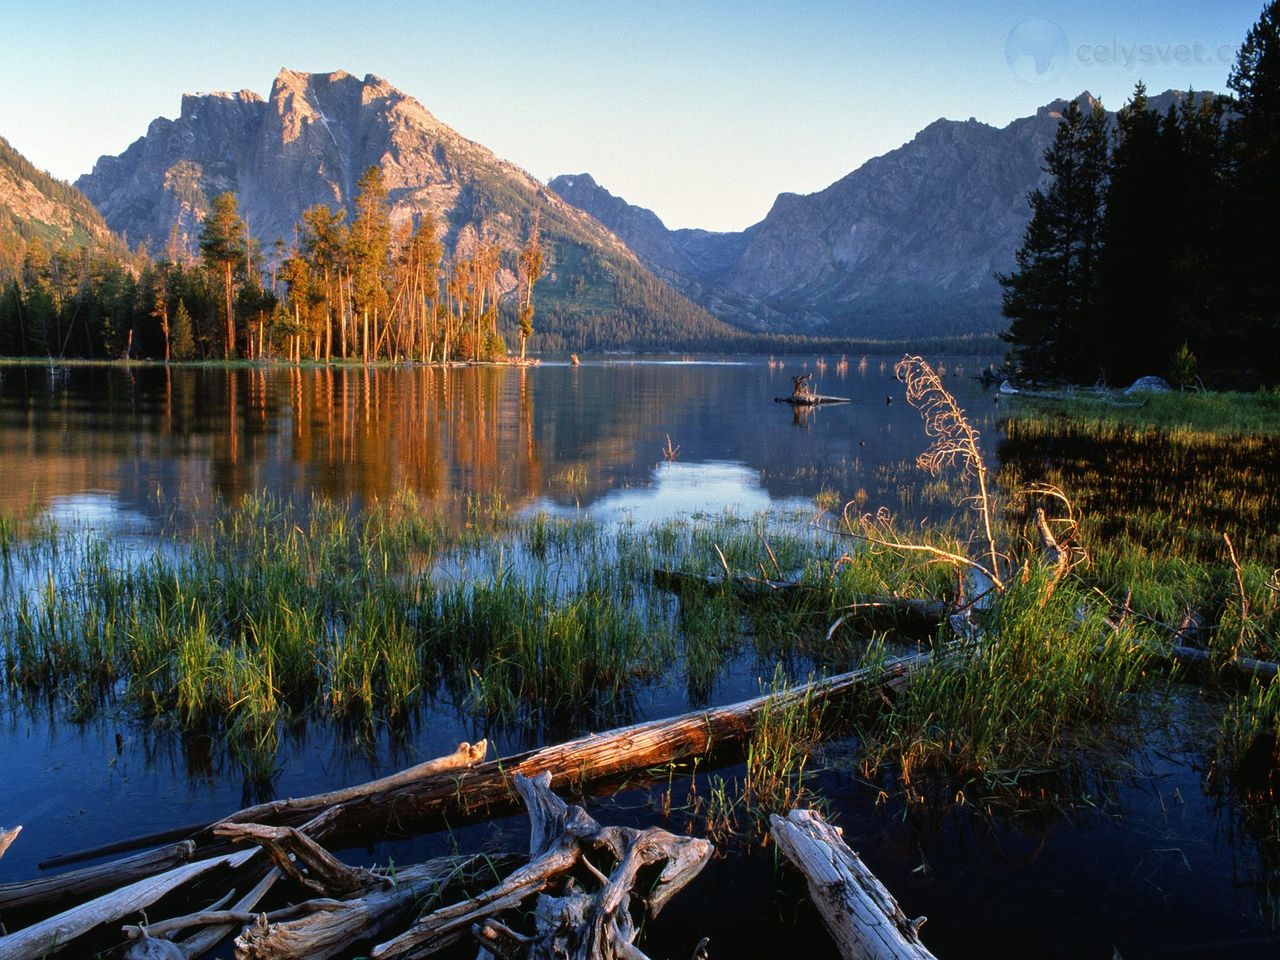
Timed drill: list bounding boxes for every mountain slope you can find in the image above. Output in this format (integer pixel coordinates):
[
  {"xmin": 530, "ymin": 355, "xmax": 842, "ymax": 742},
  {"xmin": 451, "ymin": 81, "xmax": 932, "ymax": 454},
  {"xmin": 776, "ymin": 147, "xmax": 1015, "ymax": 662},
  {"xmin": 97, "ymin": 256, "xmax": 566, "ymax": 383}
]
[
  {"xmin": 551, "ymin": 91, "xmax": 1207, "ymax": 339},
  {"xmin": 0, "ymin": 134, "xmax": 120, "ymax": 271},
  {"xmin": 76, "ymin": 69, "xmax": 739, "ymax": 350}
]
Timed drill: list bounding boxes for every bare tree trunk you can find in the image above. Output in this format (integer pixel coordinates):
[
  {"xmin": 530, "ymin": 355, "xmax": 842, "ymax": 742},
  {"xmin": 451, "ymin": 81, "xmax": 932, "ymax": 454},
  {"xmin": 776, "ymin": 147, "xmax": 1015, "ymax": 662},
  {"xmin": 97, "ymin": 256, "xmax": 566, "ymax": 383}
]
[{"xmin": 770, "ymin": 809, "xmax": 936, "ymax": 960}]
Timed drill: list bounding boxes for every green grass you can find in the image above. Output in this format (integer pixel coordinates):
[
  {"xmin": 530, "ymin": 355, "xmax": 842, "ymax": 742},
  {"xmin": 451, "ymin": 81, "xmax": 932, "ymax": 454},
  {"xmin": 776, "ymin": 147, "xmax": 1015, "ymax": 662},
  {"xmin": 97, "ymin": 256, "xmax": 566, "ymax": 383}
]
[{"xmin": 1012, "ymin": 389, "xmax": 1280, "ymax": 437}]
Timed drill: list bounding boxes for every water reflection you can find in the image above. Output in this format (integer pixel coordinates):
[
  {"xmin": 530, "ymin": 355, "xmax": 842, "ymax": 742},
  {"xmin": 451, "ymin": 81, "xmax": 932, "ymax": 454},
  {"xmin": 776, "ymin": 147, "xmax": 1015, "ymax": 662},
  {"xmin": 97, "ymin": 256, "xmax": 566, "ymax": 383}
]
[{"xmin": 0, "ymin": 358, "xmax": 994, "ymax": 526}]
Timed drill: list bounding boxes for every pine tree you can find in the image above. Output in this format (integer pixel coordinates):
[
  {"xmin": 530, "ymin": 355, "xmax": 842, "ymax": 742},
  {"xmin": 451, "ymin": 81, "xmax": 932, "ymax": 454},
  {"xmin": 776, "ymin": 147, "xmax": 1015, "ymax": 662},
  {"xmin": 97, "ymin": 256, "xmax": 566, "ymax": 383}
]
[
  {"xmin": 170, "ymin": 298, "xmax": 195, "ymax": 361},
  {"xmin": 999, "ymin": 98, "xmax": 1109, "ymax": 382},
  {"xmin": 1095, "ymin": 83, "xmax": 1183, "ymax": 384},
  {"xmin": 1224, "ymin": 0, "xmax": 1280, "ymax": 382},
  {"xmin": 199, "ymin": 192, "xmax": 247, "ymax": 359}
]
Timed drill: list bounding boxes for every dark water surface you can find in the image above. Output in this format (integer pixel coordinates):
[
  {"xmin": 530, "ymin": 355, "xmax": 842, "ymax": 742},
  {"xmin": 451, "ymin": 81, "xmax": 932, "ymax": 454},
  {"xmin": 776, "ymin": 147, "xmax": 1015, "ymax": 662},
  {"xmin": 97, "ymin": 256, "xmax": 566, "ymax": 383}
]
[{"xmin": 0, "ymin": 358, "xmax": 1275, "ymax": 958}]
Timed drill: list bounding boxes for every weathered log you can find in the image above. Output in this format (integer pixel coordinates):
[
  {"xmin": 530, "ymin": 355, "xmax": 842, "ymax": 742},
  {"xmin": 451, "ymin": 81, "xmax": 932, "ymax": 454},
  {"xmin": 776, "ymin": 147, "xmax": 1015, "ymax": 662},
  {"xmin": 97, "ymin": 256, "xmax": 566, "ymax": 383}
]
[
  {"xmin": 653, "ymin": 568, "xmax": 949, "ymax": 625},
  {"xmin": 775, "ymin": 394, "xmax": 852, "ymax": 406},
  {"xmin": 0, "ymin": 826, "xmax": 20, "ymax": 861},
  {"xmin": 213, "ymin": 823, "xmax": 383, "ymax": 899},
  {"xmin": 40, "ymin": 740, "xmax": 488, "ymax": 871},
  {"xmin": 0, "ymin": 840, "xmax": 198, "ymax": 916},
  {"xmin": 230, "ymin": 857, "xmax": 483, "ymax": 960},
  {"xmin": 373, "ymin": 772, "xmax": 712, "ymax": 960},
  {"xmin": 770, "ymin": 809, "xmax": 937, "ymax": 960},
  {"xmin": 118, "ymin": 867, "xmax": 283, "ymax": 959},
  {"xmin": 1166, "ymin": 644, "xmax": 1280, "ymax": 680},
  {"xmin": 285, "ymin": 653, "xmax": 927, "ymax": 854},
  {"xmin": 0, "ymin": 847, "xmax": 257, "ymax": 960}
]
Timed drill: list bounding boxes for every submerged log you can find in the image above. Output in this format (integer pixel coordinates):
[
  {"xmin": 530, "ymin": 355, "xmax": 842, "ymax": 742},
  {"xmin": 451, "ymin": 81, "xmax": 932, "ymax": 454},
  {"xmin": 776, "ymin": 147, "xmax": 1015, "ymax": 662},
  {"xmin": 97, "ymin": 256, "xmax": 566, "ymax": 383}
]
[
  {"xmin": 653, "ymin": 568, "xmax": 949, "ymax": 626},
  {"xmin": 372, "ymin": 771, "xmax": 712, "ymax": 960},
  {"xmin": 0, "ymin": 840, "xmax": 198, "ymax": 915},
  {"xmin": 770, "ymin": 809, "xmax": 936, "ymax": 960},
  {"xmin": 285, "ymin": 652, "xmax": 927, "ymax": 853},
  {"xmin": 0, "ymin": 826, "xmax": 20, "ymax": 862},
  {"xmin": 41, "ymin": 741, "xmax": 488, "ymax": 872},
  {"xmin": 0, "ymin": 847, "xmax": 258, "ymax": 960},
  {"xmin": 230, "ymin": 856, "xmax": 484, "ymax": 960},
  {"xmin": 775, "ymin": 394, "xmax": 852, "ymax": 406}
]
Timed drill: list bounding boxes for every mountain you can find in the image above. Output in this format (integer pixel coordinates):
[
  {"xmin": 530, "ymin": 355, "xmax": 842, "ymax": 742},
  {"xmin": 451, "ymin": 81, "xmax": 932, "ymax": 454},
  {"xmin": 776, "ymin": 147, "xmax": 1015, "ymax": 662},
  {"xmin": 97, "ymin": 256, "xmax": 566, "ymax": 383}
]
[
  {"xmin": 75, "ymin": 69, "xmax": 739, "ymax": 350},
  {"xmin": 0, "ymin": 134, "xmax": 120, "ymax": 272},
  {"xmin": 550, "ymin": 91, "xmax": 1207, "ymax": 339}
]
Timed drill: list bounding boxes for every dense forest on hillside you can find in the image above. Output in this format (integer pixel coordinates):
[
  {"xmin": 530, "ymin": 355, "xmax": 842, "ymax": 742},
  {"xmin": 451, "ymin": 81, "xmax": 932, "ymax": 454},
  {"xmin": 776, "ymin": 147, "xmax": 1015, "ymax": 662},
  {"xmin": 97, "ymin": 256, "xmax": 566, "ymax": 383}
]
[{"xmin": 1001, "ymin": 1, "xmax": 1280, "ymax": 387}]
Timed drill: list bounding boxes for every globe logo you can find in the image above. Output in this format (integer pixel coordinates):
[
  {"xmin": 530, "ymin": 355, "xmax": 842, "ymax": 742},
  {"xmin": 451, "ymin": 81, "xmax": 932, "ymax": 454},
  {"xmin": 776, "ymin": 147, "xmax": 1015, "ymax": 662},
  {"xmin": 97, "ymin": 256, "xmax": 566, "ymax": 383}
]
[{"xmin": 1005, "ymin": 19, "xmax": 1070, "ymax": 84}]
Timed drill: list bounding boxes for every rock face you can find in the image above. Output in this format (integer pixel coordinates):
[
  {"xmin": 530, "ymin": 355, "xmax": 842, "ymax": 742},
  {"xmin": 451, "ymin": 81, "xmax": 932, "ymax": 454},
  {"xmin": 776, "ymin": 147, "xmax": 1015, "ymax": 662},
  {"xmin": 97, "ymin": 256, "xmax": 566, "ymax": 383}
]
[
  {"xmin": 0, "ymin": 133, "xmax": 117, "ymax": 251},
  {"xmin": 550, "ymin": 91, "xmax": 1205, "ymax": 339},
  {"xmin": 79, "ymin": 69, "xmax": 612, "ymax": 256},
  {"xmin": 75, "ymin": 69, "xmax": 736, "ymax": 349}
]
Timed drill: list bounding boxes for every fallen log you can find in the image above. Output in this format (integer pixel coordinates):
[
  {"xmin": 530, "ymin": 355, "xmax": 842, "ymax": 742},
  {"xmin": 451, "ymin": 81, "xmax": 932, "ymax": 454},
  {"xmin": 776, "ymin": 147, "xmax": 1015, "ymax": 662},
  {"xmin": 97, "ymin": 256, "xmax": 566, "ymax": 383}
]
[
  {"xmin": 0, "ymin": 847, "xmax": 258, "ymax": 960},
  {"xmin": 283, "ymin": 652, "xmax": 928, "ymax": 854},
  {"xmin": 4, "ymin": 663, "xmax": 923, "ymax": 936},
  {"xmin": 653, "ymin": 569, "xmax": 949, "ymax": 626},
  {"xmin": 770, "ymin": 809, "xmax": 937, "ymax": 960},
  {"xmin": 775, "ymin": 394, "xmax": 852, "ymax": 406},
  {"xmin": 0, "ymin": 826, "xmax": 20, "ymax": 862},
  {"xmin": 1166, "ymin": 644, "xmax": 1279, "ymax": 681},
  {"xmin": 372, "ymin": 771, "xmax": 712, "ymax": 960},
  {"xmin": 229, "ymin": 854, "xmax": 485, "ymax": 960},
  {"xmin": 40, "ymin": 741, "xmax": 488, "ymax": 871},
  {"xmin": 0, "ymin": 841, "xmax": 198, "ymax": 916}
]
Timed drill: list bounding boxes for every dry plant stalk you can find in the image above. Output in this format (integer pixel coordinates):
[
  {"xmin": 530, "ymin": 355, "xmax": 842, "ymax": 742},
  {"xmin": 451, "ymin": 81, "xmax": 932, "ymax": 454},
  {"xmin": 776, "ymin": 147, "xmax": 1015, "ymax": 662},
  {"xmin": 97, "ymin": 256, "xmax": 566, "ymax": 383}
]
[
  {"xmin": 842, "ymin": 357, "xmax": 1088, "ymax": 607},
  {"xmin": 845, "ymin": 356, "xmax": 1005, "ymax": 593}
]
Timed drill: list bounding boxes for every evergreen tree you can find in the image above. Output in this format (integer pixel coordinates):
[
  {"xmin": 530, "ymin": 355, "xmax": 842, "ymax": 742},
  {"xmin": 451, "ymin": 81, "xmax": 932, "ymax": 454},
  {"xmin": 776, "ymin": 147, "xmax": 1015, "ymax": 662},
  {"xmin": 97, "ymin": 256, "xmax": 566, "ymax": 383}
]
[
  {"xmin": 1224, "ymin": 0, "xmax": 1280, "ymax": 382},
  {"xmin": 199, "ymin": 192, "xmax": 247, "ymax": 359},
  {"xmin": 170, "ymin": 298, "xmax": 195, "ymax": 361},
  {"xmin": 999, "ymin": 98, "xmax": 1109, "ymax": 381},
  {"xmin": 1095, "ymin": 84, "xmax": 1185, "ymax": 383}
]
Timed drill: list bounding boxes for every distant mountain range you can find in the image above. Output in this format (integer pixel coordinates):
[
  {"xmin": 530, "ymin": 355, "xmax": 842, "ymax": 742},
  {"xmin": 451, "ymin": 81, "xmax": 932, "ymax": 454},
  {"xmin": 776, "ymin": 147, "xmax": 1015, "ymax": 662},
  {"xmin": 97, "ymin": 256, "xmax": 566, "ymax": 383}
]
[
  {"xmin": 73, "ymin": 69, "xmax": 737, "ymax": 350},
  {"xmin": 0, "ymin": 74, "xmax": 1212, "ymax": 347},
  {"xmin": 550, "ymin": 90, "xmax": 1204, "ymax": 340}
]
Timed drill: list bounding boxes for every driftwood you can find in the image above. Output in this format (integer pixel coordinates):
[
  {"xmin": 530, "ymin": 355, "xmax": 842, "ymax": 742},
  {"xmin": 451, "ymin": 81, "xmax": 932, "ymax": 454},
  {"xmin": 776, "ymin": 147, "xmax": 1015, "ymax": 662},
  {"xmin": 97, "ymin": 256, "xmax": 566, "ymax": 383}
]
[
  {"xmin": 0, "ymin": 826, "xmax": 20, "ymax": 862},
  {"xmin": 653, "ymin": 568, "xmax": 948, "ymax": 628},
  {"xmin": 0, "ymin": 847, "xmax": 258, "ymax": 960},
  {"xmin": 121, "ymin": 867, "xmax": 283, "ymax": 959},
  {"xmin": 372, "ymin": 771, "xmax": 713, "ymax": 960},
  {"xmin": 41, "ymin": 740, "xmax": 489, "ymax": 872},
  {"xmin": 0, "ymin": 669, "xmax": 922, "ymax": 956},
  {"xmin": 229, "ymin": 855, "xmax": 483, "ymax": 960},
  {"xmin": 775, "ymin": 394, "xmax": 852, "ymax": 406},
  {"xmin": 0, "ymin": 840, "xmax": 199, "ymax": 915},
  {"xmin": 770, "ymin": 809, "xmax": 936, "ymax": 960}
]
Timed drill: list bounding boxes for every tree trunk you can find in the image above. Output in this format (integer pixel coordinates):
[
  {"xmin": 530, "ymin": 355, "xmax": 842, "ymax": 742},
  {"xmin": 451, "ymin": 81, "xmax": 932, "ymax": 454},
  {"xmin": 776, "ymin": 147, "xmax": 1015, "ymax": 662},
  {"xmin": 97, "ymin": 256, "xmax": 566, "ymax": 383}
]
[{"xmin": 770, "ymin": 809, "xmax": 937, "ymax": 960}]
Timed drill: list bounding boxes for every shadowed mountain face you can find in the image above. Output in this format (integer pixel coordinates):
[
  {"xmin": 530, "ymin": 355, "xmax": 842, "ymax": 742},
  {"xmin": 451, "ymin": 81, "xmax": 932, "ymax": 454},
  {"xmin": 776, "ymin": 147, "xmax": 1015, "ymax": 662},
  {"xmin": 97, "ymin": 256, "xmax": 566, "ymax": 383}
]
[
  {"xmin": 551, "ymin": 91, "xmax": 1204, "ymax": 339},
  {"xmin": 74, "ymin": 69, "xmax": 738, "ymax": 350}
]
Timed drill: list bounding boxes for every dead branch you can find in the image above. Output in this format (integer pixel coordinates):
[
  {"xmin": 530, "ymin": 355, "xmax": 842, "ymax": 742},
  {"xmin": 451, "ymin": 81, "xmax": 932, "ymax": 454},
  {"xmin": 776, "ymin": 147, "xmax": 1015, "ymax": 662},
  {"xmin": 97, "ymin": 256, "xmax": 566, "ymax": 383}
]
[
  {"xmin": 0, "ymin": 826, "xmax": 21, "ymax": 862},
  {"xmin": 770, "ymin": 808, "xmax": 936, "ymax": 960},
  {"xmin": 373, "ymin": 772, "xmax": 713, "ymax": 960}
]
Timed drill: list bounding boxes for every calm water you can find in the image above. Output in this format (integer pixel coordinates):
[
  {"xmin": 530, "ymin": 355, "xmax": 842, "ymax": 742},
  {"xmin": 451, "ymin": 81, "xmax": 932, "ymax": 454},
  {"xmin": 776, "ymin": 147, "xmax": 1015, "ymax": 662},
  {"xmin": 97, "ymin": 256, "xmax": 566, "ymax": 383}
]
[
  {"xmin": 0, "ymin": 357, "xmax": 984, "ymax": 524},
  {"xmin": 0, "ymin": 358, "xmax": 1275, "ymax": 958}
]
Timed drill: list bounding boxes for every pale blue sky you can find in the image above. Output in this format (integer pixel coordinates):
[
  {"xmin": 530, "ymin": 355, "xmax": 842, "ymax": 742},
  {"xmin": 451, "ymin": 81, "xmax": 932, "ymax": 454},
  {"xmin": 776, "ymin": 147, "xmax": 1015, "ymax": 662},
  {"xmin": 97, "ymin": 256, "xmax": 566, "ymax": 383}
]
[{"xmin": 1, "ymin": 0, "xmax": 1261, "ymax": 231}]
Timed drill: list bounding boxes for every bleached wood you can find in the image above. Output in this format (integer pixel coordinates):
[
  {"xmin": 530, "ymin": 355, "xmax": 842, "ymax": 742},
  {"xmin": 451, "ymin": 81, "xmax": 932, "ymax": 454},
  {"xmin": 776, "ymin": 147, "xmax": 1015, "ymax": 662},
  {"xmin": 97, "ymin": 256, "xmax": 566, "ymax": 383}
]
[
  {"xmin": 0, "ymin": 847, "xmax": 256, "ymax": 960},
  {"xmin": 0, "ymin": 841, "xmax": 197, "ymax": 915},
  {"xmin": 770, "ymin": 809, "xmax": 936, "ymax": 960}
]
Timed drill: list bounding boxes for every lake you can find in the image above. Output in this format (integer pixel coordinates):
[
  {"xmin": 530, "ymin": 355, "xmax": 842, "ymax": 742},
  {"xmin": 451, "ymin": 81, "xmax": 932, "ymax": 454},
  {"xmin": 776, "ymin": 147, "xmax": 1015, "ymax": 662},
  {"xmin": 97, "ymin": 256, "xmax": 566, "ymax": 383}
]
[{"xmin": 0, "ymin": 357, "xmax": 1275, "ymax": 959}]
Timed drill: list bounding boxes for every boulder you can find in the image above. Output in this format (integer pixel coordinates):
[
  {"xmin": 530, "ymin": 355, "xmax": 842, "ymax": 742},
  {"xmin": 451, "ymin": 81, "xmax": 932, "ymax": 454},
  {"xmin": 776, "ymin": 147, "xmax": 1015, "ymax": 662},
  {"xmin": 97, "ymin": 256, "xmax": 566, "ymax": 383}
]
[{"xmin": 1123, "ymin": 376, "xmax": 1173, "ymax": 394}]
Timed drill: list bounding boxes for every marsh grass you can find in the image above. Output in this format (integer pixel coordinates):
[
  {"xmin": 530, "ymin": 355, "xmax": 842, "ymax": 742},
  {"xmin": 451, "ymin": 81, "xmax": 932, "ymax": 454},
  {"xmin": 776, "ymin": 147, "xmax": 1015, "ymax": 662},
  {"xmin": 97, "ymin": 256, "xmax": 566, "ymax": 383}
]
[{"xmin": 857, "ymin": 570, "xmax": 1155, "ymax": 800}]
